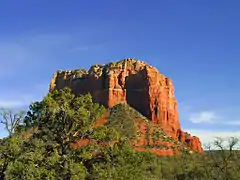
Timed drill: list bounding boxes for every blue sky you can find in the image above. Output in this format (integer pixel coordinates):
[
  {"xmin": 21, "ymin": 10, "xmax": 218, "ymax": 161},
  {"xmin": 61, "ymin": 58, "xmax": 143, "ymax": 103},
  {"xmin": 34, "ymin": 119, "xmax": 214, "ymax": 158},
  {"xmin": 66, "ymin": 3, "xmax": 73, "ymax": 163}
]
[{"xmin": 0, "ymin": 0, "xmax": 240, "ymax": 145}]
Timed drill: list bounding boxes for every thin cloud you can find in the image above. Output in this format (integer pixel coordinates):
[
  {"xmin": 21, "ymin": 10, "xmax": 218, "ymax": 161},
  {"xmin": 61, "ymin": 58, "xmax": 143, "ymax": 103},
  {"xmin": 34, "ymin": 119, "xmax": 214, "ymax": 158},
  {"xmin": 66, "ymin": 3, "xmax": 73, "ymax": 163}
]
[
  {"xmin": 71, "ymin": 43, "xmax": 106, "ymax": 52},
  {"xmin": 0, "ymin": 32, "xmax": 104, "ymax": 78},
  {"xmin": 0, "ymin": 100, "xmax": 28, "ymax": 109},
  {"xmin": 222, "ymin": 120, "xmax": 240, "ymax": 125},
  {"xmin": 72, "ymin": 46, "xmax": 93, "ymax": 51},
  {"xmin": 0, "ymin": 94, "xmax": 40, "ymax": 109},
  {"xmin": 189, "ymin": 111, "xmax": 217, "ymax": 123},
  {"xmin": 0, "ymin": 83, "xmax": 49, "ymax": 109},
  {"xmin": 0, "ymin": 42, "xmax": 30, "ymax": 74},
  {"xmin": 0, "ymin": 37, "xmax": 53, "ymax": 78},
  {"xmin": 187, "ymin": 110, "xmax": 240, "ymax": 126}
]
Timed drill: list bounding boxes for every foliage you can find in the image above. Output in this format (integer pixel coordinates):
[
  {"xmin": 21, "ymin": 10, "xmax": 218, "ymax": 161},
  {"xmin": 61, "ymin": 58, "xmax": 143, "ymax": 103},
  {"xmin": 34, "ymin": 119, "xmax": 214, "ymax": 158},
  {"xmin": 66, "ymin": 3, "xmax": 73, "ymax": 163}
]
[
  {"xmin": 107, "ymin": 103, "xmax": 141, "ymax": 140},
  {"xmin": 104, "ymin": 58, "xmax": 146, "ymax": 71},
  {"xmin": 0, "ymin": 88, "xmax": 107, "ymax": 179},
  {"xmin": 0, "ymin": 88, "xmax": 240, "ymax": 179},
  {"xmin": 71, "ymin": 68, "xmax": 88, "ymax": 78},
  {"xmin": 0, "ymin": 109, "xmax": 26, "ymax": 136},
  {"xmin": 86, "ymin": 143, "xmax": 164, "ymax": 180}
]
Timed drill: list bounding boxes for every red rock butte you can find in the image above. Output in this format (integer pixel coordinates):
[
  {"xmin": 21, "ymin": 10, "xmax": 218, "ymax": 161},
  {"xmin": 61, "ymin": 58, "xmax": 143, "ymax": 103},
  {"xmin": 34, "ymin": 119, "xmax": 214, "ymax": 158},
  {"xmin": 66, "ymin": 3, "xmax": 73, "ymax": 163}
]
[{"xmin": 49, "ymin": 58, "xmax": 203, "ymax": 153}]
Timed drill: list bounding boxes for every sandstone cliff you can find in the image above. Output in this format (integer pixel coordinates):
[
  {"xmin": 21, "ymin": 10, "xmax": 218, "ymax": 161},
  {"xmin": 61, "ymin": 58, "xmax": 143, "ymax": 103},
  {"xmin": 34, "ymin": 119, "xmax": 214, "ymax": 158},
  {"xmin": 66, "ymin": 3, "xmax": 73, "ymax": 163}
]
[{"xmin": 49, "ymin": 58, "xmax": 203, "ymax": 153}]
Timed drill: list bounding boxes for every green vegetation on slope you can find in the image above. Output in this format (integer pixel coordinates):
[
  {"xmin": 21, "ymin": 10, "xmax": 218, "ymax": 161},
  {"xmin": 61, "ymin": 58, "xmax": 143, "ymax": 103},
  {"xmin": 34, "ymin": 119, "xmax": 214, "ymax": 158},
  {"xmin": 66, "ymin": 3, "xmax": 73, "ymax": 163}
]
[
  {"xmin": 106, "ymin": 103, "xmax": 187, "ymax": 151},
  {"xmin": 106, "ymin": 103, "xmax": 146, "ymax": 140},
  {"xmin": 0, "ymin": 88, "xmax": 240, "ymax": 180}
]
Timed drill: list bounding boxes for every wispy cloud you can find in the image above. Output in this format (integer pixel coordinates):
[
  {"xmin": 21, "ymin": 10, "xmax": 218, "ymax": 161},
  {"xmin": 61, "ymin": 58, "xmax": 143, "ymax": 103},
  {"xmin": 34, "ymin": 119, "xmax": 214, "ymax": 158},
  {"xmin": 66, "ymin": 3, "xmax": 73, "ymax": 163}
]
[
  {"xmin": 0, "ymin": 31, "xmax": 107, "ymax": 138},
  {"xmin": 187, "ymin": 110, "xmax": 240, "ymax": 126},
  {"xmin": 0, "ymin": 32, "xmax": 106, "ymax": 78},
  {"xmin": 71, "ymin": 43, "xmax": 107, "ymax": 52},
  {"xmin": 220, "ymin": 120, "xmax": 240, "ymax": 125},
  {"xmin": 0, "ymin": 100, "xmax": 29, "ymax": 109},
  {"xmin": 0, "ymin": 42, "xmax": 30, "ymax": 75},
  {"xmin": 189, "ymin": 111, "xmax": 217, "ymax": 123},
  {"xmin": 72, "ymin": 46, "xmax": 92, "ymax": 51},
  {"xmin": 0, "ymin": 83, "xmax": 49, "ymax": 109},
  {"xmin": 179, "ymin": 100, "xmax": 240, "ymax": 125},
  {"xmin": 0, "ymin": 35, "xmax": 59, "ymax": 78},
  {"xmin": 0, "ymin": 93, "xmax": 41, "ymax": 109}
]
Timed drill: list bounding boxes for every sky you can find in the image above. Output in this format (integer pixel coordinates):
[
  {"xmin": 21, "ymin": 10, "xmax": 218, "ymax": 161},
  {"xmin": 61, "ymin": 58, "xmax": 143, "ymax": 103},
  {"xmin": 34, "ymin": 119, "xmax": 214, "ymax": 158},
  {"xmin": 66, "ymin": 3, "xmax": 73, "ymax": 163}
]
[{"xmin": 0, "ymin": 0, "xmax": 239, "ymax": 146}]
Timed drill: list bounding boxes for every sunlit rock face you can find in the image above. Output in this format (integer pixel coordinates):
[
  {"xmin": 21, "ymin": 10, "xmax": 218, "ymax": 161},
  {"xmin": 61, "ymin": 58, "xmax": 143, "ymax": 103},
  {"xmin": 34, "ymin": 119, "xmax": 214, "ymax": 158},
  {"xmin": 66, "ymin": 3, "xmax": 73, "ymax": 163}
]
[{"xmin": 49, "ymin": 58, "xmax": 203, "ymax": 152}]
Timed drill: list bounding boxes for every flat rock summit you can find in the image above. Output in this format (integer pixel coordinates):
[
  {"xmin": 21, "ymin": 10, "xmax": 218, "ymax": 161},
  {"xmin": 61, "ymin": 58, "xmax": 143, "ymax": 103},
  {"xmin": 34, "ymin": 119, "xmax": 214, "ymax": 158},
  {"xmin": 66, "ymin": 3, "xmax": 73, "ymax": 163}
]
[{"xmin": 49, "ymin": 58, "xmax": 203, "ymax": 154}]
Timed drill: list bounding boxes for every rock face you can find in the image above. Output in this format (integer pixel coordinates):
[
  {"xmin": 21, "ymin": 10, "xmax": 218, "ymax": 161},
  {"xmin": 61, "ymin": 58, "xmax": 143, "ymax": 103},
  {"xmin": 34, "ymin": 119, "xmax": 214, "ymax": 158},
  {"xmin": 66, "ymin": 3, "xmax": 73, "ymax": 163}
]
[{"xmin": 49, "ymin": 58, "xmax": 203, "ymax": 152}]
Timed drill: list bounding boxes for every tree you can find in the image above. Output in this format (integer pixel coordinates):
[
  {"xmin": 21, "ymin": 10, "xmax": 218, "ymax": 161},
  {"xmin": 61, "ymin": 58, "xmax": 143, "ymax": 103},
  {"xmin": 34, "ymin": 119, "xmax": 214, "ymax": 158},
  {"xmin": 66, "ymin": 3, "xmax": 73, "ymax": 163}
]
[
  {"xmin": 0, "ymin": 133, "xmax": 26, "ymax": 179},
  {"xmin": 0, "ymin": 108, "xmax": 26, "ymax": 136},
  {"xmin": 22, "ymin": 88, "xmax": 107, "ymax": 178},
  {"xmin": 203, "ymin": 137, "xmax": 240, "ymax": 180},
  {"xmin": 4, "ymin": 88, "xmax": 240, "ymax": 179}
]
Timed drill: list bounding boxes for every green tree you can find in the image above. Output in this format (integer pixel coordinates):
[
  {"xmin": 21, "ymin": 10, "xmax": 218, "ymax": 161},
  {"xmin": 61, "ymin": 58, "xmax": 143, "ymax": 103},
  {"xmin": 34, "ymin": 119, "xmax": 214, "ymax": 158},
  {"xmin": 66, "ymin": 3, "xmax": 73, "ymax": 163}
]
[
  {"xmin": 86, "ymin": 142, "xmax": 164, "ymax": 180},
  {"xmin": 20, "ymin": 87, "xmax": 108, "ymax": 179},
  {"xmin": 0, "ymin": 134, "xmax": 26, "ymax": 179},
  {"xmin": 4, "ymin": 87, "xmax": 240, "ymax": 179}
]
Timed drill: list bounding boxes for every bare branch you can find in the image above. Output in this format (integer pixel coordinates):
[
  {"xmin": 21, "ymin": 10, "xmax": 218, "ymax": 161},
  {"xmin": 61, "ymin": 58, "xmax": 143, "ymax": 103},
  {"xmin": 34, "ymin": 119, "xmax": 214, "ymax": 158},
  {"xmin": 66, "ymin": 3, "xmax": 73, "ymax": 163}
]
[{"xmin": 0, "ymin": 108, "xmax": 26, "ymax": 136}]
